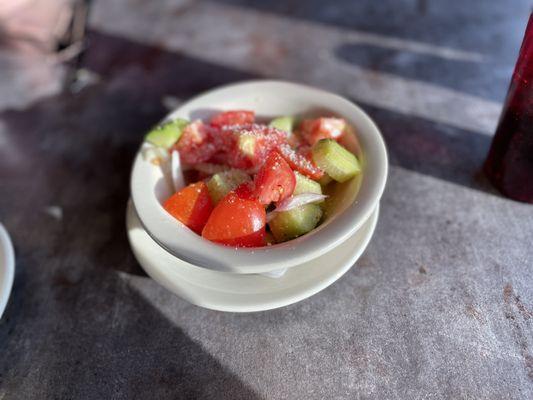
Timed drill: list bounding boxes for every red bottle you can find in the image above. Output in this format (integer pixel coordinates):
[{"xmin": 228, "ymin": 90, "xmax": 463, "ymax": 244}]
[{"xmin": 484, "ymin": 13, "xmax": 533, "ymax": 203}]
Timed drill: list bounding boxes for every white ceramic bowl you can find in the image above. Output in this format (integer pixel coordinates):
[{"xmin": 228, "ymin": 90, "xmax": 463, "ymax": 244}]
[{"xmin": 131, "ymin": 80, "xmax": 387, "ymax": 274}]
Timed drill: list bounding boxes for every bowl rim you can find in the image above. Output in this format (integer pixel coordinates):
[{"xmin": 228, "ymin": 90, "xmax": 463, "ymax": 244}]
[{"xmin": 130, "ymin": 80, "xmax": 388, "ymax": 273}]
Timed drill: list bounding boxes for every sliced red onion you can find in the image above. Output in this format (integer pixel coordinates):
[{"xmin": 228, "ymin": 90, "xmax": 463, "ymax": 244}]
[
  {"xmin": 171, "ymin": 150, "xmax": 185, "ymax": 191},
  {"xmin": 275, "ymin": 193, "xmax": 328, "ymax": 212}
]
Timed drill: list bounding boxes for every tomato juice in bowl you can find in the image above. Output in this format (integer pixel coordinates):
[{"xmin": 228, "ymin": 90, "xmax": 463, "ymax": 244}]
[{"xmin": 130, "ymin": 81, "xmax": 387, "ymax": 274}]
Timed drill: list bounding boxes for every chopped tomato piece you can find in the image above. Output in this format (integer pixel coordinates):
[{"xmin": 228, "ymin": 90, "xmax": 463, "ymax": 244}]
[
  {"xmin": 207, "ymin": 151, "xmax": 231, "ymax": 165},
  {"xmin": 174, "ymin": 120, "xmax": 217, "ymax": 164},
  {"xmin": 253, "ymin": 151, "xmax": 296, "ymax": 205},
  {"xmin": 212, "ymin": 229, "xmax": 266, "ymax": 247},
  {"xmin": 210, "ymin": 110, "xmax": 255, "ymax": 128},
  {"xmin": 287, "ymin": 131, "xmax": 304, "ymax": 148},
  {"xmin": 202, "ymin": 193, "xmax": 266, "ymax": 247},
  {"xmin": 210, "ymin": 124, "xmax": 288, "ymax": 169},
  {"xmin": 300, "ymin": 118, "xmax": 346, "ymax": 145},
  {"xmin": 296, "ymin": 145, "xmax": 312, "ymax": 157},
  {"xmin": 234, "ymin": 181, "xmax": 255, "ymax": 200},
  {"xmin": 278, "ymin": 143, "xmax": 324, "ymax": 180},
  {"xmin": 163, "ymin": 181, "xmax": 213, "ymax": 234}
]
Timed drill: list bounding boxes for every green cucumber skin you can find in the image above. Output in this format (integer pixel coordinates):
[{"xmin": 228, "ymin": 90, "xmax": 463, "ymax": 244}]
[
  {"xmin": 269, "ymin": 203, "xmax": 323, "ymax": 242},
  {"xmin": 312, "ymin": 139, "xmax": 361, "ymax": 183},
  {"xmin": 145, "ymin": 118, "xmax": 189, "ymax": 148},
  {"xmin": 265, "ymin": 232, "xmax": 276, "ymax": 246}
]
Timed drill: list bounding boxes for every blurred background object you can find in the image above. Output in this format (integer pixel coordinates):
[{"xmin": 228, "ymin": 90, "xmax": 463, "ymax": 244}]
[
  {"xmin": 484, "ymin": 12, "xmax": 533, "ymax": 203},
  {"xmin": 0, "ymin": 0, "xmax": 71, "ymax": 108}
]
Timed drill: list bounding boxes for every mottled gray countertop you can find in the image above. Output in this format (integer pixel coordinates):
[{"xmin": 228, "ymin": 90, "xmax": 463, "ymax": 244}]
[{"xmin": 1, "ymin": 0, "xmax": 532, "ymax": 399}]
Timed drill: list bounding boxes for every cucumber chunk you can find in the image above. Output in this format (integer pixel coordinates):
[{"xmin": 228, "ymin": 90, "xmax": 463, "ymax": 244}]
[
  {"xmin": 269, "ymin": 116, "xmax": 295, "ymax": 133},
  {"xmin": 311, "ymin": 139, "xmax": 361, "ymax": 182},
  {"xmin": 293, "ymin": 171, "xmax": 322, "ymax": 196},
  {"xmin": 207, "ymin": 170, "xmax": 250, "ymax": 204},
  {"xmin": 145, "ymin": 118, "xmax": 188, "ymax": 148},
  {"xmin": 237, "ymin": 133, "xmax": 256, "ymax": 157},
  {"xmin": 265, "ymin": 232, "xmax": 276, "ymax": 246},
  {"xmin": 269, "ymin": 203, "xmax": 322, "ymax": 242},
  {"xmin": 318, "ymin": 173, "xmax": 333, "ymax": 187}
]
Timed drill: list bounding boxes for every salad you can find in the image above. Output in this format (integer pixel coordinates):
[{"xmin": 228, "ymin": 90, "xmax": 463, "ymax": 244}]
[{"xmin": 142, "ymin": 110, "xmax": 361, "ymax": 247}]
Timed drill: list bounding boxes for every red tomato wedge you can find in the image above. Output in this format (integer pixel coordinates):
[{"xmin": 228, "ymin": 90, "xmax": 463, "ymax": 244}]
[
  {"xmin": 234, "ymin": 181, "xmax": 255, "ymax": 200},
  {"xmin": 163, "ymin": 181, "xmax": 213, "ymax": 234},
  {"xmin": 278, "ymin": 143, "xmax": 324, "ymax": 180},
  {"xmin": 202, "ymin": 192, "xmax": 266, "ymax": 247},
  {"xmin": 253, "ymin": 151, "xmax": 296, "ymax": 205},
  {"xmin": 211, "ymin": 229, "xmax": 266, "ymax": 248},
  {"xmin": 300, "ymin": 118, "xmax": 346, "ymax": 145},
  {"xmin": 174, "ymin": 120, "xmax": 217, "ymax": 164},
  {"xmin": 210, "ymin": 110, "xmax": 255, "ymax": 128}
]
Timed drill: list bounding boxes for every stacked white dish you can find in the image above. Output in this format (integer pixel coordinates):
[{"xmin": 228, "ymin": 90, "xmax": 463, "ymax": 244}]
[
  {"xmin": 128, "ymin": 81, "xmax": 388, "ymax": 312},
  {"xmin": 0, "ymin": 223, "xmax": 15, "ymax": 319}
]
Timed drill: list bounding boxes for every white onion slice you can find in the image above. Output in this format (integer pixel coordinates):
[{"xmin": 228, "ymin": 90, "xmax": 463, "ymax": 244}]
[
  {"xmin": 171, "ymin": 150, "xmax": 185, "ymax": 191},
  {"xmin": 266, "ymin": 193, "xmax": 328, "ymax": 222},
  {"xmin": 275, "ymin": 193, "xmax": 328, "ymax": 212}
]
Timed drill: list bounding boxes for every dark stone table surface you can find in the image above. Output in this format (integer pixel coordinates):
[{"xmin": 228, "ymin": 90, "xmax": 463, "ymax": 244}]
[{"xmin": 1, "ymin": 1, "xmax": 532, "ymax": 398}]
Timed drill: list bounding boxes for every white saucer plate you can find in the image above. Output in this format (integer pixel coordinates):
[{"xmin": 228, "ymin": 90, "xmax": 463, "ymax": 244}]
[
  {"xmin": 0, "ymin": 223, "xmax": 15, "ymax": 319},
  {"xmin": 126, "ymin": 201, "xmax": 379, "ymax": 312}
]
